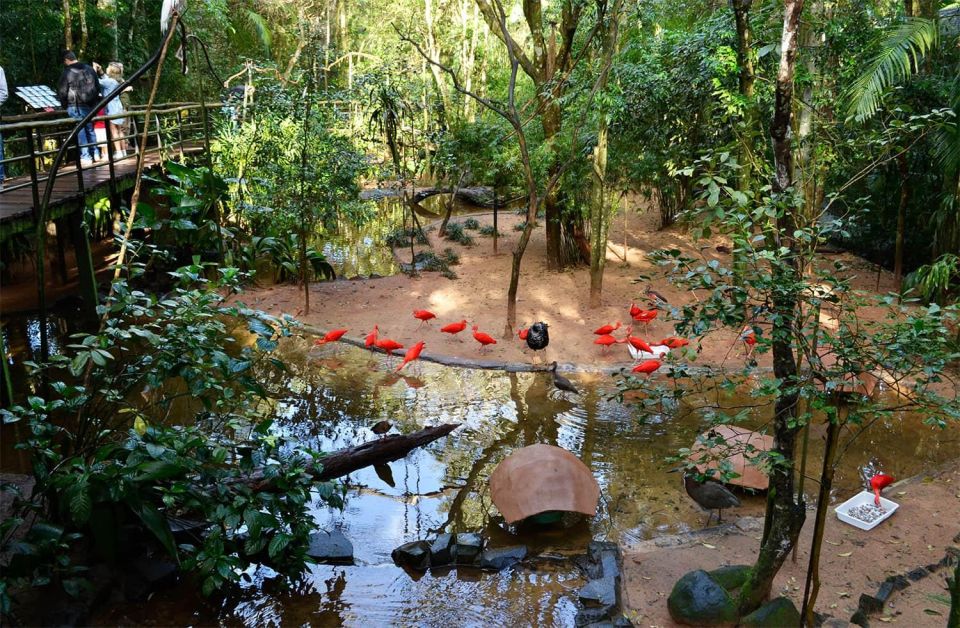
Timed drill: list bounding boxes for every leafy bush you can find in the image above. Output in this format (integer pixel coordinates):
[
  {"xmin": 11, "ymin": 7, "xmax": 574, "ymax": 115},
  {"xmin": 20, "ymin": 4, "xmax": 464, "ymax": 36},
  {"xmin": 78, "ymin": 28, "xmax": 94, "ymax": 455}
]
[
  {"xmin": 463, "ymin": 217, "xmax": 481, "ymax": 230},
  {"xmin": 479, "ymin": 225, "xmax": 501, "ymax": 237},
  {"xmin": 443, "ymin": 222, "xmax": 474, "ymax": 246},
  {"xmin": 385, "ymin": 227, "xmax": 429, "ymax": 248},
  {"xmin": 0, "ymin": 265, "xmax": 341, "ymax": 615}
]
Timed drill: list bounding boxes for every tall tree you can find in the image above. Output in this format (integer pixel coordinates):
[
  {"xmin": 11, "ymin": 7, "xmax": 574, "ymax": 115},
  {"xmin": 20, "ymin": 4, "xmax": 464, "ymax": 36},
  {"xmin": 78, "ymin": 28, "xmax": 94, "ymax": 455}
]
[
  {"xmin": 476, "ymin": 0, "xmax": 588, "ymax": 269},
  {"xmin": 63, "ymin": 0, "xmax": 74, "ymax": 51}
]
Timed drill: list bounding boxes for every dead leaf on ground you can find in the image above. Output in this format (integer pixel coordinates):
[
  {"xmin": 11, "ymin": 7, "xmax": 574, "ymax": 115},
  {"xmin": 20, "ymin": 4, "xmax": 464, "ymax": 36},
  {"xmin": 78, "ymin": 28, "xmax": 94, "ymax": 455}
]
[
  {"xmin": 824, "ymin": 540, "xmax": 841, "ymax": 546},
  {"xmin": 838, "ymin": 551, "xmax": 853, "ymax": 557},
  {"xmin": 702, "ymin": 543, "xmax": 716, "ymax": 549},
  {"xmin": 838, "ymin": 592, "xmax": 850, "ymax": 598}
]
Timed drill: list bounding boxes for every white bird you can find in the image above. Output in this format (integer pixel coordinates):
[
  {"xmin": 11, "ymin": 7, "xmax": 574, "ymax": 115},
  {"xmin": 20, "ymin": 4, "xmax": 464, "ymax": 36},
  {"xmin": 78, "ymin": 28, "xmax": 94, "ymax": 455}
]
[
  {"xmin": 161, "ymin": 0, "xmax": 186, "ymax": 34},
  {"xmin": 627, "ymin": 343, "xmax": 670, "ymax": 362}
]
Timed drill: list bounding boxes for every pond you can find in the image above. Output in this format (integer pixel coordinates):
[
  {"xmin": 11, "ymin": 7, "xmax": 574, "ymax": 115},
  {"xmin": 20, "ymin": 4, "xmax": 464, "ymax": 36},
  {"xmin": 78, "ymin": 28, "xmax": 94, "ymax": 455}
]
[{"xmin": 72, "ymin": 337, "xmax": 957, "ymax": 627}]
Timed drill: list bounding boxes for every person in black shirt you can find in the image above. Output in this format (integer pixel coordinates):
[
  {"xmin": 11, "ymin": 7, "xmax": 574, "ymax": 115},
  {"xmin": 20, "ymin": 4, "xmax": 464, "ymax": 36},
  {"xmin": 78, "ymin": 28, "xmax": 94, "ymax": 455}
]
[{"xmin": 57, "ymin": 50, "xmax": 100, "ymax": 164}]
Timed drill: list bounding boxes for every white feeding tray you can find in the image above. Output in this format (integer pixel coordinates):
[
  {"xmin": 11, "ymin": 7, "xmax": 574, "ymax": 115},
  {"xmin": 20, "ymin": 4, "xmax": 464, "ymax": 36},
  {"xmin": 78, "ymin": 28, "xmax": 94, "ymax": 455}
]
[{"xmin": 835, "ymin": 491, "xmax": 899, "ymax": 531}]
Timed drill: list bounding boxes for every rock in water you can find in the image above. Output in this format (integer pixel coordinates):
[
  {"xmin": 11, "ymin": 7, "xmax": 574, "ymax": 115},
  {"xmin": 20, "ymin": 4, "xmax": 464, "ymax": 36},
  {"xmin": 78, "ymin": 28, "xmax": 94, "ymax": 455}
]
[
  {"xmin": 451, "ymin": 532, "xmax": 484, "ymax": 565},
  {"xmin": 479, "ymin": 546, "xmax": 527, "ymax": 570},
  {"xmin": 578, "ymin": 576, "xmax": 618, "ymax": 609},
  {"xmin": 667, "ymin": 569, "xmax": 738, "ymax": 626},
  {"xmin": 307, "ymin": 530, "xmax": 355, "ymax": 565},
  {"xmin": 740, "ymin": 597, "xmax": 801, "ymax": 627},
  {"xmin": 391, "ymin": 540, "xmax": 432, "ymax": 571},
  {"xmin": 429, "ymin": 534, "xmax": 454, "ymax": 566}
]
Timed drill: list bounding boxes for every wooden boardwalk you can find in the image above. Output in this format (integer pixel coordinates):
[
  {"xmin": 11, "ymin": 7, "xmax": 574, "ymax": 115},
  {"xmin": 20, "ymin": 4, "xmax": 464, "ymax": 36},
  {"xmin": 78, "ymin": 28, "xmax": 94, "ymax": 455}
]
[{"xmin": 0, "ymin": 144, "xmax": 203, "ymax": 240}]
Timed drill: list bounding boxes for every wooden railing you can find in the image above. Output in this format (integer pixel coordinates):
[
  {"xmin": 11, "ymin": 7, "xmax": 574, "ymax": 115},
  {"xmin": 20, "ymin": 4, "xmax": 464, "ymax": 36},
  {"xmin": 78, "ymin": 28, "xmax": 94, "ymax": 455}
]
[{"xmin": 0, "ymin": 102, "xmax": 217, "ymax": 217}]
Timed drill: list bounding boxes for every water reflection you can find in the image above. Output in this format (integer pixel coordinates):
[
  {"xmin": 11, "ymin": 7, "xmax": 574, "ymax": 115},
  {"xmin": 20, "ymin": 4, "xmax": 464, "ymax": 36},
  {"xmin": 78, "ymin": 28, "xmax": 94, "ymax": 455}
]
[{"xmin": 93, "ymin": 339, "xmax": 960, "ymax": 626}]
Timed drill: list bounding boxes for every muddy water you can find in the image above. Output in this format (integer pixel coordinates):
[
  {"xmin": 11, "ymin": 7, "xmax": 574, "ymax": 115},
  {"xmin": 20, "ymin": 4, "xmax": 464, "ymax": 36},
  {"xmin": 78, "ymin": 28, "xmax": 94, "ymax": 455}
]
[{"xmin": 88, "ymin": 339, "xmax": 959, "ymax": 627}]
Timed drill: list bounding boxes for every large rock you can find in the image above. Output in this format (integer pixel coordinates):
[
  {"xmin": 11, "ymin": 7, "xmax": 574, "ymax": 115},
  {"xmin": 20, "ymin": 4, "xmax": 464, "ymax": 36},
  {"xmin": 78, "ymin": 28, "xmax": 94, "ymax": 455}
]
[
  {"xmin": 451, "ymin": 532, "xmax": 484, "ymax": 565},
  {"xmin": 579, "ymin": 576, "xmax": 618, "ymax": 608},
  {"xmin": 667, "ymin": 569, "xmax": 738, "ymax": 626},
  {"xmin": 391, "ymin": 540, "xmax": 432, "ymax": 571},
  {"xmin": 429, "ymin": 533, "xmax": 454, "ymax": 566},
  {"xmin": 707, "ymin": 564, "xmax": 752, "ymax": 592},
  {"xmin": 306, "ymin": 530, "xmax": 354, "ymax": 565},
  {"xmin": 479, "ymin": 545, "xmax": 527, "ymax": 570},
  {"xmin": 740, "ymin": 597, "xmax": 801, "ymax": 627}
]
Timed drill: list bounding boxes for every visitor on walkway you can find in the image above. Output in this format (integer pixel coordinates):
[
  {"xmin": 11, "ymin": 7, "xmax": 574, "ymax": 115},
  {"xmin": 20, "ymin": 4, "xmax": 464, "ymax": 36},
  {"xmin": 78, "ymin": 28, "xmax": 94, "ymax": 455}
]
[
  {"xmin": 0, "ymin": 65, "xmax": 8, "ymax": 185},
  {"xmin": 100, "ymin": 62, "xmax": 128, "ymax": 160},
  {"xmin": 57, "ymin": 50, "xmax": 100, "ymax": 166}
]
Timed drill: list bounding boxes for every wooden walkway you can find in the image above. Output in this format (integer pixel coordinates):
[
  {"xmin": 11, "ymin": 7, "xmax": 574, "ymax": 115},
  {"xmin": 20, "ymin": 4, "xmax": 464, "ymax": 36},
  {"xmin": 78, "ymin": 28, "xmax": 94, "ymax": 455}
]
[{"xmin": 0, "ymin": 144, "xmax": 203, "ymax": 240}]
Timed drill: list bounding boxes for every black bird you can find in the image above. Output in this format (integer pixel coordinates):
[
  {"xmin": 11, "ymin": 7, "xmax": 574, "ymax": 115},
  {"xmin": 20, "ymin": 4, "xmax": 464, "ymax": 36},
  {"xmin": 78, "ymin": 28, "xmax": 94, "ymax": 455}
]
[
  {"xmin": 526, "ymin": 322, "xmax": 549, "ymax": 361},
  {"xmin": 549, "ymin": 361, "xmax": 579, "ymax": 395},
  {"xmin": 676, "ymin": 471, "xmax": 741, "ymax": 527}
]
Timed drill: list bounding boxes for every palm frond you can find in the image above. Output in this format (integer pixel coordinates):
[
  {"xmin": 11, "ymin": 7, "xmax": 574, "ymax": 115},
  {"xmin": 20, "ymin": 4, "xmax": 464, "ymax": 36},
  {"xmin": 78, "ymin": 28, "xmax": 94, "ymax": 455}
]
[
  {"xmin": 845, "ymin": 18, "xmax": 939, "ymax": 122},
  {"xmin": 244, "ymin": 10, "xmax": 273, "ymax": 55}
]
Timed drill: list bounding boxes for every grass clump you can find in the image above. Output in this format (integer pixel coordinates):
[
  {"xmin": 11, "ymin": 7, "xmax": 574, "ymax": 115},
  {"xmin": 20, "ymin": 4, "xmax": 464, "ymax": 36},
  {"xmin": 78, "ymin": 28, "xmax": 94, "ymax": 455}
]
[
  {"xmin": 463, "ymin": 217, "xmax": 481, "ymax": 230},
  {"xmin": 444, "ymin": 222, "xmax": 475, "ymax": 246},
  {"xmin": 479, "ymin": 225, "xmax": 501, "ymax": 237},
  {"xmin": 514, "ymin": 220, "xmax": 540, "ymax": 232},
  {"xmin": 385, "ymin": 226, "xmax": 429, "ymax": 248}
]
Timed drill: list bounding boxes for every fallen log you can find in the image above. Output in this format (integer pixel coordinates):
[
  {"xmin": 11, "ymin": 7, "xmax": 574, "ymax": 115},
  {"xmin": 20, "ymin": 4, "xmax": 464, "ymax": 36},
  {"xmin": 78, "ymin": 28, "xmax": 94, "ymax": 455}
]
[{"xmin": 246, "ymin": 423, "xmax": 461, "ymax": 489}]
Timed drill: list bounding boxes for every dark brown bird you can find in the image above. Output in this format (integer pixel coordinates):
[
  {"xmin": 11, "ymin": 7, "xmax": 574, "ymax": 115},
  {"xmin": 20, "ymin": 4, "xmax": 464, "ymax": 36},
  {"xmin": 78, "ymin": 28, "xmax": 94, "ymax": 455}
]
[
  {"xmin": 678, "ymin": 471, "xmax": 740, "ymax": 526},
  {"xmin": 549, "ymin": 361, "xmax": 579, "ymax": 395},
  {"xmin": 646, "ymin": 285, "xmax": 669, "ymax": 308},
  {"xmin": 371, "ymin": 420, "xmax": 392, "ymax": 435}
]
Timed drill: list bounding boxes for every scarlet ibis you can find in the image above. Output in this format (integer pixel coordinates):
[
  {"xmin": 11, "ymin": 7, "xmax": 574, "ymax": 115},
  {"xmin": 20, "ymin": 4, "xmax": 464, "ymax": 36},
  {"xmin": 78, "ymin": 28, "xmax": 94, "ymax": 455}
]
[
  {"xmin": 365, "ymin": 325, "xmax": 379, "ymax": 348},
  {"xmin": 440, "ymin": 319, "xmax": 468, "ymax": 340},
  {"xmin": 629, "ymin": 303, "xmax": 642, "ymax": 319},
  {"xmin": 375, "ymin": 337, "xmax": 404, "ymax": 356},
  {"xmin": 632, "ymin": 359, "xmax": 661, "ymax": 375},
  {"xmin": 594, "ymin": 334, "xmax": 618, "ymax": 352},
  {"xmin": 413, "ymin": 310, "xmax": 437, "ymax": 328},
  {"xmin": 870, "ymin": 473, "xmax": 895, "ymax": 506},
  {"xmin": 549, "ymin": 361, "xmax": 579, "ymax": 395},
  {"xmin": 526, "ymin": 322, "xmax": 549, "ymax": 361},
  {"xmin": 625, "ymin": 329, "xmax": 653, "ymax": 354},
  {"xmin": 315, "ymin": 328, "xmax": 348, "ymax": 345},
  {"xmin": 660, "ymin": 337, "xmax": 690, "ymax": 349},
  {"xmin": 626, "ymin": 342, "xmax": 670, "ymax": 362},
  {"xmin": 594, "ymin": 322, "xmax": 622, "ymax": 336},
  {"xmin": 672, "ymin": 470, "xmax": 741, "ymax": 526},
  {"xmin": 396, "ymin": 341, "xmax": 425, "ymax": 372},
  {"xmin": 371, "ymin": 420, "xmax": 392, "ymax": 435},
  {"xmin": 517, "ymin": 327, "xmax": 529, "ymax": 341},
  {"xmin": 740, "ymin": 326, "xmax": 757, "ymax": 358},
  {"xmin": 472, "ymin": 326, "xmax": 497, "ymax": 352}
]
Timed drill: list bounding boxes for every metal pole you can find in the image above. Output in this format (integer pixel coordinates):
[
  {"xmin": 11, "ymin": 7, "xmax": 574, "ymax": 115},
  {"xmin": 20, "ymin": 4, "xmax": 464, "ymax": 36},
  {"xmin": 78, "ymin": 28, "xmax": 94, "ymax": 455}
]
[{"xmin": 25, "ymin": 126, "xmax": 41, "ymax": 216}]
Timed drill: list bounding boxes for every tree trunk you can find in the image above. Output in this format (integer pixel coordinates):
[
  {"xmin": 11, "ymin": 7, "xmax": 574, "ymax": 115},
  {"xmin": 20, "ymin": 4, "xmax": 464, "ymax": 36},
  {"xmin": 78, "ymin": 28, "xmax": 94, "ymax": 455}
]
[
  {"xmin": 731, "ymin": 0, "xmax": 755, "ymax": 98},
  {"xmin": 424, "ymin": 0, "xmax": 449, "ymax": 125},
  {"xmin": 78, "ymin": 0, "xmax": 88, "ymax": 58},
  {"xmin": 506, "ymin": 129, "xmax": 539, "ymax": 337},
  {"xmin": 894, "ymin": 154, "xmax": 909, "ymax": 290},
  {"xmin": 736, "ymin": 0, "xmax": 807, "ymax": 615},
  {"xmin": 64, "ymin": 0, "xmax": 74, "ymax": 52}
]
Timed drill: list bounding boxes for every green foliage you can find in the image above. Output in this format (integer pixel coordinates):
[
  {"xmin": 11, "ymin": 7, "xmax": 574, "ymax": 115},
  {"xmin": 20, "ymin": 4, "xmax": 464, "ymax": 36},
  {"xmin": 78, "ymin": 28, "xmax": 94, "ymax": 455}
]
[
  {"xmin": 384, "ymin": 226, "xmax": 429, "ymax": 248},
  {"xmin": 443, "ymin": 222, "xmax": 475, "ymax": 246},
  {"xmin": 479, "ymin": 225, "xmax": 501, "ymax": 237},
  {"xmin": 463, "ymin": 218, "xmax": 481, "ymax": 230},
  {"xmin": 0, "ymin": 266, "xmax": 341, "ymax": 613},
  {"xmin": 905, "ymin": 254, "xmax": 960, "ymax": 306}
]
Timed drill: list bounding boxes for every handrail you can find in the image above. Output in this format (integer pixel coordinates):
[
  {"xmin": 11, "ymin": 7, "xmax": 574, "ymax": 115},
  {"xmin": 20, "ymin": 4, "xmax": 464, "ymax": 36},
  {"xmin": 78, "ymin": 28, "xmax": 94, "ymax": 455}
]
[{"xmin": 0, "ymin": 102, "xmax": 218, "ymax": 133}]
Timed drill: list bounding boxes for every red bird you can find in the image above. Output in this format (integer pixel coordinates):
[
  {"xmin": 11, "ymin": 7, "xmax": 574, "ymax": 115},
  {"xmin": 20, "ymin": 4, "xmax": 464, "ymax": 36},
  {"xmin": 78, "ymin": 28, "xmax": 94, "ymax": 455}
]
[
  {"xmin": 594, "ymin": 334, "xmax": 618, "ymax": 352},
  {"xmin": 594, "ymin": 321, "xmax": 622, "ymax": 336},
  {"xmin": 440, "ymin": 319, "xmax": 468, "ymax": 338},
  {"xmin": 315, "ymin": 328, "xmax": 348, "ymax": 345},
  {"xmin": 413, "ymin": 310, "xmax": 437, "ymax": 327},
  {"xmin": 632, "ymin": 309, "xmax": 658, "ymax": 323},
  {"xmin": 870, "ymin": 473, "xmax": 895, "ymax": 506},
  {"xmin": 632, "ymin": 359, "xmax": 662, "ymax": 375},
  {"xmin": 472, "ymin": 325, "xmax": 497, "ymax": 352},
  {"xmin": 517, "ymin": 327, "xmax": 529, "ymax": 341},
  {"xmin": 626, "ymin": 334, "xmax": 654, "ymax": 354},
  {"xmin": 396, "ymin": 341, "xmax": 425, "ymax": 372},
  {"xmin": 660, "ymin": 337, "xmax": 690, "ymax": 349},
  {"xmin": 375, "ymin": 338, "xmax": 404, "ymax": 356},
  {"xmin": 365, "ymin": 325, "xmax": 379, "ymax": 348},
  {"xmin": 629, "ymin": 303, "xmax": 642, "ymax": 319},
  {"xmin": 740, "ymin": 326, "xmax": 758, "ymax": 358}
]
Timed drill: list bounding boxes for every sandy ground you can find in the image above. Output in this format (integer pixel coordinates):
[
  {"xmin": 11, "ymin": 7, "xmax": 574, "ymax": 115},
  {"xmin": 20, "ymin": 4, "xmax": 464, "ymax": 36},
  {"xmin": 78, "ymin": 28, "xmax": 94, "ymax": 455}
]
[
  {"xmin": 233, "ymin": 200, "xmax": 906, "ymax": 372},
  {"xmin": 622, "ymin": 459, "xmax": 960, "ymax": 626}
]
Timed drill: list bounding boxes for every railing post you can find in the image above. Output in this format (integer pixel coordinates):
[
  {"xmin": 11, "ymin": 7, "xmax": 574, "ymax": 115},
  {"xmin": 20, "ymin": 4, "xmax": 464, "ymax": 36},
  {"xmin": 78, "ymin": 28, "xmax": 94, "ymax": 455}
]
[
  {"xmin": 74, "ymin": 133, "xmax": 86, "ymax": 199},
  {"xmin": 176, "ymin": 108, "xmax": 185, "ymax": 160},
  {"xmin": 25, "ymin": 126, "xmax": 42, "ymax": 218},
  {"xmin": 104, "ymin": 117, "xmax": 121, "ymax": 232}
]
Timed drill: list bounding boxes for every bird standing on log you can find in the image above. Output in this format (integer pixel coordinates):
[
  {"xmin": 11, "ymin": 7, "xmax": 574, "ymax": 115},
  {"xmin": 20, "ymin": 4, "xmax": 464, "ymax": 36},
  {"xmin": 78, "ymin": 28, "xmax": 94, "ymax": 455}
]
[
  {"xmin": 676, "ymin": 470, "xmax": 741, "ymax": 526},
  {"xmin": 526, "ymin": 322, "xmax": 549, "ymax": 362},
  {"xmin": 365, "ymin": 325, "xmax": 379, "ymax": 348},
  {"xmin": 549, "ymin": 361, "xmax": 579, "ymax": 395}
]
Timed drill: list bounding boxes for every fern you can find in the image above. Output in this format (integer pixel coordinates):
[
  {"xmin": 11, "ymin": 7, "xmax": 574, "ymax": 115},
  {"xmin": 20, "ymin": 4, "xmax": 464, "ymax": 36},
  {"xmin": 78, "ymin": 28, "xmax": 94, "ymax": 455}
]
[{"xmin": 846, "ymin": 18, "xmax": 939, "ymax": 122}]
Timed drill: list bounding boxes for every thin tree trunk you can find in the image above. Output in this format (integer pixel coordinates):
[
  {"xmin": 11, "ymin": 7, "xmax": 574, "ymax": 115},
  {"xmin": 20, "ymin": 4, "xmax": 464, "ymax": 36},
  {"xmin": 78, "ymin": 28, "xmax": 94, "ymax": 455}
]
[
  {"xmin": 300, "ymin": 83, "xmax": 313, "ymax": 315},
  {"xmin": 78, "ymin": 0, "xmax": 89, "ymax": 58},
  {"xmin": 737, "ymin": 0, "xmax": 807, "ymax": 614},
  {"xmin": 800, "ymin": 404, "xmax": 842, "ymax": 625},
  {"xmin": 894, "ymin": 153, "xmax": 909, "ymax": 290},
  {"xmin": 731, "ymin": 0, "xmax": 755, "ymax": 98},
  {"xmin": 64, "ymin": 0, "xmax": 74, "ymax": 51}
]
